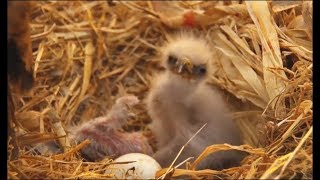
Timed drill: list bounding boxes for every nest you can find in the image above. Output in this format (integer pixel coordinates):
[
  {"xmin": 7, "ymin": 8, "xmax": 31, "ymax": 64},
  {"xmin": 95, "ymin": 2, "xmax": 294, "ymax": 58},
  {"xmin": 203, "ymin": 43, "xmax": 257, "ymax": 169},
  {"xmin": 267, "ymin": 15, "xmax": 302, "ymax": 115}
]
[{"xmin": 8, "ymin": 1, "xmax": 312, "ymax": 179}]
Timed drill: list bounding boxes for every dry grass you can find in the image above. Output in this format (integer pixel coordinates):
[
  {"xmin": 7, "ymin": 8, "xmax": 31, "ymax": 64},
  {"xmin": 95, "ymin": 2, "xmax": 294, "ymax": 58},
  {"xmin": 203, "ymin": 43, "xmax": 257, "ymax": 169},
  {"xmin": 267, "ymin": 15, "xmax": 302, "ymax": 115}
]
[{"xmin": 8, "ymin": 1, "xmax": 312, "ymax": 179}]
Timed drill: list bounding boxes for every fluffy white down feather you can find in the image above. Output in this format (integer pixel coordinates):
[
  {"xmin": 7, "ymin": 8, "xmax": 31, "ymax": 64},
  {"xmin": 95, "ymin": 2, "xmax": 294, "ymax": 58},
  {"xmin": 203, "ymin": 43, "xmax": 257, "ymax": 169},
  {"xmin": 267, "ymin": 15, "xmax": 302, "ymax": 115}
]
[{"xmin": 146, "ymin": 32, "xmax": 246, "ymax": 170}]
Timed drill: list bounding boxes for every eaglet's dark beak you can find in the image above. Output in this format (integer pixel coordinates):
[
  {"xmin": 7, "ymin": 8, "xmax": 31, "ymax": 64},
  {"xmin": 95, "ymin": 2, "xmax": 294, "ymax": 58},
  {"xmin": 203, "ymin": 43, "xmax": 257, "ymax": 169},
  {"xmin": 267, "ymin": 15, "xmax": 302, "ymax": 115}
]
[{"xmin": 176, "ymin": 57, "xmax": 193, "ymax": 75}]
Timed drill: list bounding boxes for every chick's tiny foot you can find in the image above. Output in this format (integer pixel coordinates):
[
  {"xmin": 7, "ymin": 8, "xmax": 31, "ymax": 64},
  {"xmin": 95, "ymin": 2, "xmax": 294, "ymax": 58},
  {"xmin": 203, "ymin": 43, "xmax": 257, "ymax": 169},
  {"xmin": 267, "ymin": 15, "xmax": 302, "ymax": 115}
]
[{"xmin": 115, "ymin": 95, "xmax": 140, "ymax": 107}]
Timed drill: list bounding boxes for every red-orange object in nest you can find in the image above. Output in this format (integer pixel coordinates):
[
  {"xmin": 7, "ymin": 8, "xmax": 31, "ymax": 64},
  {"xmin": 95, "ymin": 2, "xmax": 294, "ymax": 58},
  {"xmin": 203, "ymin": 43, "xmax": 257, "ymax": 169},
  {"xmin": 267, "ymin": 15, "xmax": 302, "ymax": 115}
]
[{"xmin": 183, "ymin": 11, "xmax": 197, "ymax": 28}]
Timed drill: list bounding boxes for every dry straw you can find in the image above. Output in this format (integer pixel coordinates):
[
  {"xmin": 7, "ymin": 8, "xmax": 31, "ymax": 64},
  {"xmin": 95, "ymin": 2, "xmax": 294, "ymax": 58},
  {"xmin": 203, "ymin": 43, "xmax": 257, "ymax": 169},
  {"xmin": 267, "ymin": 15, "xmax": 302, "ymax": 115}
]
[{"xmin": 8, "ymin": 1, "xmax": 312, "ymax": 179}]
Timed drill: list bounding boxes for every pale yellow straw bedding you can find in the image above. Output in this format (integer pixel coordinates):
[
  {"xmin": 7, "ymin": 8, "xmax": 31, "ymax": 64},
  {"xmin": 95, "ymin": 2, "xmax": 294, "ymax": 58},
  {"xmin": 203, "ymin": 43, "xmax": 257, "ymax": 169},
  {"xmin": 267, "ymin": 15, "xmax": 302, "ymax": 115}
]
[{"xmin": 8, "ymin": 1, "xmax": 312, "ymax": 179}]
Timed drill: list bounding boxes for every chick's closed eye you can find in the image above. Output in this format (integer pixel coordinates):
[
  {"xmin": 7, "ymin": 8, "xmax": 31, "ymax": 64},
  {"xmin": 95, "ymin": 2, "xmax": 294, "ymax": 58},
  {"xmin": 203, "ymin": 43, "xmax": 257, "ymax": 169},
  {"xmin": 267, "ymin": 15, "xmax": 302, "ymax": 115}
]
[
  {"xmin": 193, "ymin": 65, "xmax": 206, "ymax": 76},
  {"xmin": 167, "ymin": 55, "xmax": 177, "ymax": 66}
]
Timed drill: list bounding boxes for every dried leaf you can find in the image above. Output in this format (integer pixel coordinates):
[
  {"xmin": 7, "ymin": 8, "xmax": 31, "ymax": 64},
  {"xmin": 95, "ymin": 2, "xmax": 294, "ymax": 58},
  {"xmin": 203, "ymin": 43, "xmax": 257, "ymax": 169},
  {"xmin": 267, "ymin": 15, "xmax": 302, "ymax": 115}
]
[
  {"xmin": 271, "ymin": 1, "xmax": 302, "ymax": 13},
  {"xmin": 246, "ymin": 1, "xmax": 288, "ymax": 109}
]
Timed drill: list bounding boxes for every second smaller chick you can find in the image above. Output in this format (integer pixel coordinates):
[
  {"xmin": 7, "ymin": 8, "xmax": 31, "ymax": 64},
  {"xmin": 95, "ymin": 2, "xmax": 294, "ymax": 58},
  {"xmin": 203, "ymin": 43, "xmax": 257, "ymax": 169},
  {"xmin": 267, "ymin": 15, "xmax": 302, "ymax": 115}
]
[
  {"xmin": 69, "ymin": 95, "xmax": 153, "ymax": 161},
  {"xmin": 146, "ymin": 32, "xmax": 246, "ymax": 170}
]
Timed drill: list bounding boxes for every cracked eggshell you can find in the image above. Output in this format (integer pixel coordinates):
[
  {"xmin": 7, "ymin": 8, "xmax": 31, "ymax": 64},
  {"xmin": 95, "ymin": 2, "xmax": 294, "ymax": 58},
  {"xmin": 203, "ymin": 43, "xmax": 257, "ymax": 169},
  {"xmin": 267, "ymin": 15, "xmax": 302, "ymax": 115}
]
[{"xmin": 105, "ymin": 153, "xmax": 161, "ymax": 179}]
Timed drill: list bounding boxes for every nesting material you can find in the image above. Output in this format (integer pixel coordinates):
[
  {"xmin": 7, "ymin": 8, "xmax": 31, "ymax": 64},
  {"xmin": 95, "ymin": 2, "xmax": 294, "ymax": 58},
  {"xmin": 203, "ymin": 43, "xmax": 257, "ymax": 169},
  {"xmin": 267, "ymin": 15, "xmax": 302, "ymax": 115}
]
[{"xmin": 8, "ymin": 1, "xmax": 312, "ymax": 179}]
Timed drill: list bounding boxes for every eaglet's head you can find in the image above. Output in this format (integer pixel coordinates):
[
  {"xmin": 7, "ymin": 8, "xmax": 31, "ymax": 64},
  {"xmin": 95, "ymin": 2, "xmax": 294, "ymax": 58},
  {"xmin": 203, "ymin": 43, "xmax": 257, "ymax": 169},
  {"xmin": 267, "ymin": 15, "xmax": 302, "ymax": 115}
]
[{"xmin": 161, "ymin": 33, "xmax": 213, "ymax": 81}]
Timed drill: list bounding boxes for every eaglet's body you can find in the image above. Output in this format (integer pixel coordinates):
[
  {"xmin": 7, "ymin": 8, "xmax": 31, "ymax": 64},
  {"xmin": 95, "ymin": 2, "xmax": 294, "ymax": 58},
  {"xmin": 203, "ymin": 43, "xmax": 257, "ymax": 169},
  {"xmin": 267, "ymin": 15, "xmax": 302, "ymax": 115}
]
[{"xmin": 146, "ymin": 33, "xmax": 245, "ymax": 170}]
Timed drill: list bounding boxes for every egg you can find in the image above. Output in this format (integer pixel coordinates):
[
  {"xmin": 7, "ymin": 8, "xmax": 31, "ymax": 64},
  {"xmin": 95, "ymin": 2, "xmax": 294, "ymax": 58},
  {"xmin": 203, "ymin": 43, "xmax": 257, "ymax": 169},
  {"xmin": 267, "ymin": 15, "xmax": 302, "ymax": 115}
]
[{"xmin": 105, "ymin": 153, "xmax": 161, "ymax": 179}]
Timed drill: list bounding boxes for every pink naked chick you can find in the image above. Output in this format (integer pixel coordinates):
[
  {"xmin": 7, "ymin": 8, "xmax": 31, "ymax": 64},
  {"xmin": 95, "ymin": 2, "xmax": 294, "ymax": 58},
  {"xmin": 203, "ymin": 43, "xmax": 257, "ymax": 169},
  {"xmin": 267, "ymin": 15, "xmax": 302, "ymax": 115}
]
[
  {"xmin": 69, "ymin": 95, "xmax": 153, "ymax": 161},
  {"xmin": 146, "ymin": 32, "xmax": 247, "ymax": 170}
]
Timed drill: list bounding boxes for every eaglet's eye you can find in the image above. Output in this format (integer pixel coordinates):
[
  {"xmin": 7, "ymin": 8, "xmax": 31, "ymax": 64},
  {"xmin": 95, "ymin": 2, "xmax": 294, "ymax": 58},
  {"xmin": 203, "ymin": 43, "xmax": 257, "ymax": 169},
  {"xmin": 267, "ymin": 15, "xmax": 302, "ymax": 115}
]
[
  {"xmin": 193, "ymin": 65, "xmax": 207, "ymax": 76},
  {"xmin": 167, "ymin": 55, "xmax": 177, "ymax": 65}
]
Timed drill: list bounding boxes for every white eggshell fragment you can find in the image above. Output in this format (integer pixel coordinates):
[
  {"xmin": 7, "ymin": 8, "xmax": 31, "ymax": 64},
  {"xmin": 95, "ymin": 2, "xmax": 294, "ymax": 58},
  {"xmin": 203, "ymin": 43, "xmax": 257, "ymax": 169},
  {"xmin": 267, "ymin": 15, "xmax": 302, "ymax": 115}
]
[{"xmin": 105, "ymin": 153, "xmax": 161, "ymax": 179}]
